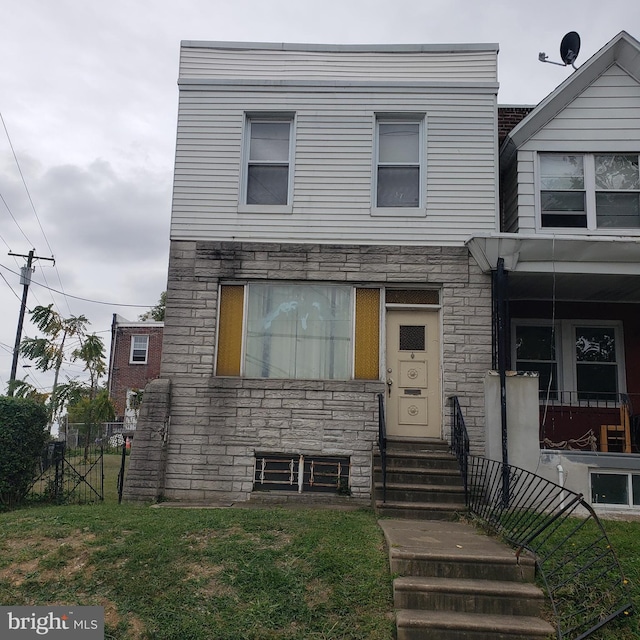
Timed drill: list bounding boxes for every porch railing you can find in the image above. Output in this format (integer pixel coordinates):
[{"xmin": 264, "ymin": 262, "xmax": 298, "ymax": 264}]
[
  {"xmin": 450, "ymin": 396, "xmax": 633, "ymax": 640},
  {"xmin": 377, "ymin": 393, "xmax": 387, "ymax": 503},
  {"xmin": 540, "ymin": 391, "xmax": 640, "ymax": 452}
]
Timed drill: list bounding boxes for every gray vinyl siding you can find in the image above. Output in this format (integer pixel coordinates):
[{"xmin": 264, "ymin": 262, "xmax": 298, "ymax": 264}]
[
  {"xmin": 514, "ymin": 65, "xmax": 640, "ymax": 232},
  {"xmin": 171, "ymin": 45, "xmax": 498, "ymax": 246}
]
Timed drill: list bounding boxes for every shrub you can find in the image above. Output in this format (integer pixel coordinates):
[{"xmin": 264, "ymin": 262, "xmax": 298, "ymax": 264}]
[{"xmin": 0, "ymin": 396, "xmax": 49, "ymax": 509}]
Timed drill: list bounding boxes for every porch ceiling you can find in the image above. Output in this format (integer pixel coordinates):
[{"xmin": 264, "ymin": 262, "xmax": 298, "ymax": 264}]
[
  {"xmin": 467, "ymin": 234, "xmax": 640, "ymax": 302},
  {"xmin": 508, "ymin": 272, "xmax": 640, "ymax": 303}
]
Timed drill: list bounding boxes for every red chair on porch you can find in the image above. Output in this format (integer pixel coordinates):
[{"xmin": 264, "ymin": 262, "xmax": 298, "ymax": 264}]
[{"xmin": 600, "ymin": 395, "xmax": 632, "ymax": 453}]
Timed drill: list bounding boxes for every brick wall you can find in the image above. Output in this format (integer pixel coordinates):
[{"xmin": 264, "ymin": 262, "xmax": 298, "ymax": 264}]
[
  {"xmin": 126, "ymin": 240, "xmax": 492, "ymax": 503},
  {"xmin": 498, "ymin": 106, "xmax": 534, "ymax": 147},
  {"xmin": 109, "ymin": 324, "xmax": 164, "ymax": 417}
]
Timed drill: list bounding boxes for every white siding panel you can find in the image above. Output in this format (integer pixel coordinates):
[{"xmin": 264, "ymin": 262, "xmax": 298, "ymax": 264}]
[
  {"xmin": 514, "ymin": 65, "xmax": 640, "ymax": 232},
  {"xmin": 179, "ymin": 46, "xmax": 498, "ymax": 83},
  {"xmin": 171, "ymin": 50, "xmax": 498, "ymax": 246}
]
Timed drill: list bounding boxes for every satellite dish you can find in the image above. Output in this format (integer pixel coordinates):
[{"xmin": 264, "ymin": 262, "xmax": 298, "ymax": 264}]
[
  {"xmin": 538, "ymin": 31, "xmax": 581, "ymax": 70},
  {"xmin": 560, "ymin": 32, "xmax": 580, "ymax": 66}
]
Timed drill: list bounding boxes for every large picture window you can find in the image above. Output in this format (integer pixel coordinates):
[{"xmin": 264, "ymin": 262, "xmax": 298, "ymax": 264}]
[
  {"xmin": 245, "ymin": 284, "xmax": 351, "ymax": 379},
  {"xmin": 540, "ymin": 153, "xmax": 640, "ymax": 229},
  {"xmin": 216, "ymin": 284, "xmax": 380, "ymax": 381}
]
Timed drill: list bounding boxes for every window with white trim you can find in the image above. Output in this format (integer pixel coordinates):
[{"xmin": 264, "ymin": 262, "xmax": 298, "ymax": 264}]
[
  {"xmin": 539, "ymin": 153, "xmax": 640, "ymax": 229},
  {"xmin": 513, "ymin": 320, "xmax": 624, "ymax": 401},
  {"xmin": 243, "ymin": 116, "xmax": 294, "ymax": 206},
  {"xmin": 374, "ymin": 117, "xmax": 423, "ymax": 210},
  {"xmin": 591, "ymin": 471, "xmax": 640, "ymax": 507},
  {"xmin": 130, "ymin": 335, "xmax": 149, "ymax": 364}
]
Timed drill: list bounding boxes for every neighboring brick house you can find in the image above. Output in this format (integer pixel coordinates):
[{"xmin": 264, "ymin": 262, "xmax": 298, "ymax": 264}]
[
  {"xmin": 107, "ymin": 314, "xmax": 163, "ymax": 430},
  {"xmin": 123, "ymin": 40, "xmax": 500, "ymax": 504}
]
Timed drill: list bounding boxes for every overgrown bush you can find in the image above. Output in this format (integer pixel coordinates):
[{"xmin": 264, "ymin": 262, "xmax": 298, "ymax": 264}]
[{"xmin": 0, "ymin": 396, "xmax": 48, "ymax": 509}]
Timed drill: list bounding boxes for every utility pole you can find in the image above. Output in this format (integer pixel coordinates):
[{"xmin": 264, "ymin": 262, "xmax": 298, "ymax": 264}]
[{"xmin": 7, "ymin": 250, "xmax": 55, "ymax": 395}]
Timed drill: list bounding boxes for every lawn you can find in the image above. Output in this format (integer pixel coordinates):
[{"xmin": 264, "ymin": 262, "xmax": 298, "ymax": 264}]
[
  {"xmin": 0, "ymin": 503, "xmax": 394, "ymax": 640},
  {"xmin": 1, "ymin": 453, "xmax": 639, "ymax": 639}
]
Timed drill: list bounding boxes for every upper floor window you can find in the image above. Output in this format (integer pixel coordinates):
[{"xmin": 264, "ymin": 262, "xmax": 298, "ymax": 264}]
[
  {"xmin": 540, "ymin": 153, "xmax": 640, "ymax": 229},
  {"xmin": 374, "ymin": 117, "xmax": 424, "ymax": 212},
  {"xmin": 130, "ymin": 335, "xmax": 149, "ymax": 364},
  {"xmin": 243, "ymin": 115, "xmax": 294, "ymax": 207}
]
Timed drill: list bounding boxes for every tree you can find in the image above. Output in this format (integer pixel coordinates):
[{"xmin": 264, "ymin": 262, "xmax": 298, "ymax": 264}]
[
  {"xmin": 66, "ymin": 387, "xmax": 115, "ymax": 447},
  {"xmin": 18, "ymin": 305, "xmax": 89, "ymax": 424},
  {"xmin": 139, "ymin": 291, "xmax": 166, "ymax": 321}
]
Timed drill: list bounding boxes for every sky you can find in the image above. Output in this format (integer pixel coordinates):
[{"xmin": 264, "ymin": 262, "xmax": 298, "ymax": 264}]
[{"xmin": 0, "ymin": 0, "xmax": 638, "ymax": 398}]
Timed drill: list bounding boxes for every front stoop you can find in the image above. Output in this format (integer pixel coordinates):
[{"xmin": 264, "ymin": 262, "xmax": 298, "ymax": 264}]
[
  {"xmin": 374, "ymin": 439, "xmax": 466, "ymax": 520},
  {"xmin": 377, "ymin": 446, "xmax": 555, "ymax": 640}
]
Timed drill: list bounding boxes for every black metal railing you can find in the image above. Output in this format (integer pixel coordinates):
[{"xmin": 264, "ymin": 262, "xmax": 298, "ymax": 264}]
[
  {"xmin": 450, "ymin": 396, "xmax": 469, "ymax": 494},
  {"xmin": 377, "ymin": 393, "xmax": 387, "ymax": 503},
  {"xmin": 450, "ymin": 397, "xmax": 633, "ymax": 639}
]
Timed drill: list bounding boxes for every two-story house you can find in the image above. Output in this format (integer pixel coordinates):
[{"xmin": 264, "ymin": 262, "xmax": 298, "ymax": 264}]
[
  {"xmin": 106, "ymin": 314, "xmax": 163, "ymax": 436},
  {"xmin": 470, "ymin": 31, "xmax": 640, "ymax": 510},
  {"xmin": 123, "ymin": 40, "xmax": 500, "ymax": 503}
]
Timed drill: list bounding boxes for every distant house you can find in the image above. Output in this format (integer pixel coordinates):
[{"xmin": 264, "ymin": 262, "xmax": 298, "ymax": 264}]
[
  {"xmin": 107, "ymin": 314, "xmax": 163, "ymax": 434},
  {"xmin": 469, "ymin": 31, "xmax": 640, "ymax": 509},
  {"xmin": 123, "ymin": 40, "xmax": 500, "ymax": 503}
]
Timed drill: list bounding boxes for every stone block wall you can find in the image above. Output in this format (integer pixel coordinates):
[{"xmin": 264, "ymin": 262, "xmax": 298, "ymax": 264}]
[{"xmin": 124, "ymin": 240, "xmax": 493, "ymax": 503}]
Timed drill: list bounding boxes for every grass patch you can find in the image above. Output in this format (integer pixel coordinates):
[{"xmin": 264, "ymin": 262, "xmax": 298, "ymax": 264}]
[{"xmin": 0, "ymin": 503, "xmax": 394, "ymax": 639}]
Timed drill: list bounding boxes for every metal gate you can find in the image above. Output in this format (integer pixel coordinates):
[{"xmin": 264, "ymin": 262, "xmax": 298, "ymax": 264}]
[{"xmin": 28, "ymin": 442, "xmax": 104, "ymax": 504}]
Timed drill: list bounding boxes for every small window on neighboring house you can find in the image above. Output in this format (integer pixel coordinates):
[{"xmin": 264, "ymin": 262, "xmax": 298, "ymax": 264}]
[
  {"xmin": 130, "ymin": 335, "xmax": 149, "ymax": 364},
  {"xmin": 375, "ymin": 119, "xmax": 422, "ymax": 209},
  {"xmin": 243, "ymin": 116, "xmax": 294, "ymax": 206},
  {"xmin": 540, "ymin": 153, "xmax": 640, "ymax": 229}
]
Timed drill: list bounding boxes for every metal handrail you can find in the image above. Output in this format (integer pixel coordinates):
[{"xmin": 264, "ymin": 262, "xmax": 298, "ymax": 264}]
[
  {"xmin": 450, "ymin": 396, "xmax": 633, "ymax": 640},
  {"xmin": 377, "ymin": 393, "xmax": 387, "ymax": 503}
]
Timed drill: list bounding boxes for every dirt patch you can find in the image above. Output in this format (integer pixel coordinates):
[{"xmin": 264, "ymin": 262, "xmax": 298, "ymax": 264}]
[{"xmin": 0, "ymin": 531, "xmax": 97, "ymax": 586}]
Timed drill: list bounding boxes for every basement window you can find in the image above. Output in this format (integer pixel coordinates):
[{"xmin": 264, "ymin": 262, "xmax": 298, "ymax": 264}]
[
  {"xmin": 591, "ymin": 471, "xmax": 640, "ymax": 508},
  {"xmin": 253, "ymin": 453, "xmax": 350, "ymax": 494}
]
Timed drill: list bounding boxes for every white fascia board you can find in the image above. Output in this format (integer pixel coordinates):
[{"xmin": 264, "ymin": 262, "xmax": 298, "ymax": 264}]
[
  {"xmin": 466, "ymin": 232, "xmax": 640, "ymax": 274},
  {"xmin": 180, "ymin": 41, "xmax": 500, "ymax": 55}
]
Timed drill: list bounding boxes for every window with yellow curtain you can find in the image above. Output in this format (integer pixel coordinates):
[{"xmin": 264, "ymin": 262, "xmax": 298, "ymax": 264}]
[{"xmin": 216, "ymin": 283, "xmax": 380, "ymax": 380}]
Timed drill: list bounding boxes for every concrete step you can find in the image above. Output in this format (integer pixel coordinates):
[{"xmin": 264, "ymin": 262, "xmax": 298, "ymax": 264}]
[
  {"xmin": 388, "ymin": 547, "xmax": 536, "ymax": 582},
  {"xmin": 394, "ymin": 576, "xmax": 546, "ymax": 616},
  {"xmin": 376, "ymin": 500, "xmax": 465, "ymax": 521},
  {"xmin": 375, "ymin": 450, "xmax": 460, "ymax": 471},
  {"xmin": 376, "ymin": 482, "xmax": 466, "ymax": 504},
  {"xmin": 396, "ymin": 610, "xmax": 555, "ymax": 640},
  {"xmin": 385, "ymin": 438, "xmax": 451, "ymax": 453},
  {"xmin": 374, "ymin": 466, "xmax": 463, "ymax": 486}
]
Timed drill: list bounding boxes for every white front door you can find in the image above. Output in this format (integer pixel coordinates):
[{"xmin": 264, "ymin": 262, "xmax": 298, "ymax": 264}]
[{"xmin": 385, "ymin": 310, "xmax": 441, "ymax": 438}]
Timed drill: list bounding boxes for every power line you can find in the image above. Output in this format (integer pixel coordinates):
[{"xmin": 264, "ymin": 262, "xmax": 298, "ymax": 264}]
[
  {"xmin": 0, "ymin": 191, "xmax": 34, "ymax": 246},
  {"xmin": 1, "ymin": 112, "xmax": 72, "ymax": 315},
  {"xmin": 0, "ymin": 263, "xmax": 153, "ymax": 307}
]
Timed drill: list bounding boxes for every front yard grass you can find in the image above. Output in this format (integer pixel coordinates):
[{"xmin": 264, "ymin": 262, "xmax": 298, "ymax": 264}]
[{"xmin": 0, "ymin": 503, "xmax": 394, "ymax": 639}]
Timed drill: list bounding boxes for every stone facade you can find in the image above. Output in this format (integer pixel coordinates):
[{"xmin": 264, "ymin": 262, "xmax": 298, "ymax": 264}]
[{"xmin": 123, "ymin": 239, "xmax": 493, "ymax": 503}]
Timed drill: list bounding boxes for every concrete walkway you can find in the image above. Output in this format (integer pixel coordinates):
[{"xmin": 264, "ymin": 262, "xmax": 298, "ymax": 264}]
[{"xmin": 379, "ymin": 518, "xmax": 524, "ymax": 564}]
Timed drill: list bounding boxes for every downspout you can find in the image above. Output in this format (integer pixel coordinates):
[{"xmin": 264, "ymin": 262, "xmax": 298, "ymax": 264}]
[{"xmin": 493, "ymin": 258, "xmax": 510, "ymax": 507}]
